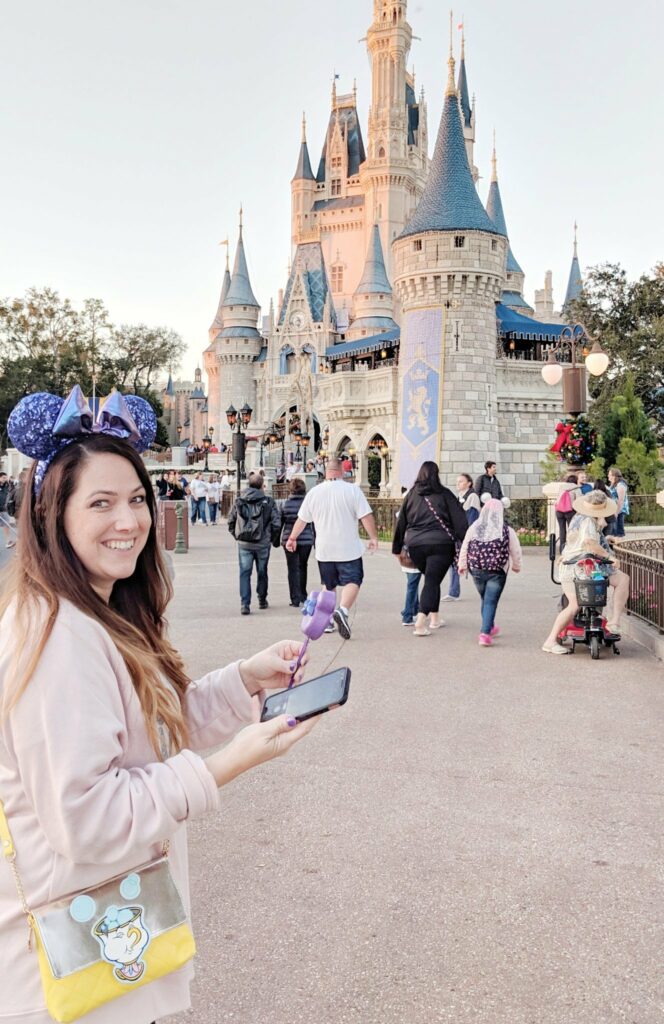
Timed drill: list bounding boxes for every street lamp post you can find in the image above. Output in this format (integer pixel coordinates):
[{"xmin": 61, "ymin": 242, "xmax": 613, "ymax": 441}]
[
  {"xmin": 541, "ymin": 323, "xmax": 609, "ymax": 415},
  {"xmin": 226, "ymin": 402, "xmax": 253, "ymax": 495},
  {"xmin": 301, "ymin": 430, "xmax": 311, "ymax": 467},
  {"xmin": 177, "ymin": 423, "xmax": 183, "ymax": 446}
]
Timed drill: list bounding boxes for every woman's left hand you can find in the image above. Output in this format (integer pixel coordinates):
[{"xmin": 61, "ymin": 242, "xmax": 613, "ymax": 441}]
[{"xmin": 239, "ymin": 641, "xmax": 309, "ymax": 696}]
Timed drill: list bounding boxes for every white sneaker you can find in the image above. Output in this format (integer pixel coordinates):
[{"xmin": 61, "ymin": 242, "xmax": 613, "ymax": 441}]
[
  {"xmin": 541, "ymin": 642, "xmax": 569, "ymax": 655},
  {"xmin": 441, "ymin": 595, "xmax": 460, "ymax": 602}
]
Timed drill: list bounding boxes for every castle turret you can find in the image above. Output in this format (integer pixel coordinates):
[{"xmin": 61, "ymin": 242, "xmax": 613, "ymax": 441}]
[
  {"xmin": 457, "ymin": 27, "xmax": 478, "ymax": 182},
  {"xmin": 392, "ymin": 27, "xmax": 507, "ymax": 487},
  {"xmin": 291, "ymin": 114, "xmax": 317, "ymax": 247},
  {"xmin": 208, "ymin": 245, "xmax": 231, "ymax": 344},
  {"xmin": 347, "ymin": 224, "xmax": 398, "ymax": 339},
  {"xmin": 486, "ymin": 137, "xmax": 532, "ymax": 314},
  {"xmin": 207, "ymin": 211, "xmax": 261, "ymax": 444},
  {"xmin": 563, "ymin": 222, "xmax": 583, "ymax": 310}
]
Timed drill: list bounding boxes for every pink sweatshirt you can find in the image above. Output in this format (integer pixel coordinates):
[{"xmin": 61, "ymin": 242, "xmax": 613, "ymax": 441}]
[{"xmin": 0, "ymin": 598, "xmax": 255, "ymax": 1023}]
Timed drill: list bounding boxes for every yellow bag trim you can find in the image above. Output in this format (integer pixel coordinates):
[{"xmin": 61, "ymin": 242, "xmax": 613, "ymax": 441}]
[{"xmin": 0, "ymin": 799, "xmax": 16, "ymax": 859}]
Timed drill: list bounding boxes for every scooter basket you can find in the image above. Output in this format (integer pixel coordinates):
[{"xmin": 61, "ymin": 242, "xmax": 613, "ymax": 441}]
[{"xmin": 574, "ymin": 578, "xmax": 607, "ymax": 608}]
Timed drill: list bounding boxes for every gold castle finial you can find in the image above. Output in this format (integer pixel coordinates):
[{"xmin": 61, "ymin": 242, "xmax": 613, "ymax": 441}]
[
  {"xmin": 219, "ymin": 237, "xmax": 229, "ymax": 269},
  {"xmin": 301, "ymin": 112, "xmax": 307, "ymax": 144},
  {"xmin": 491, "ymin": 129, "xmax": 497, "ymax": 183},
  {"xmin": 445, "ymin": 10, "xmax": 456, "ymax": 97},
  {"xmin": 460, "ymin": 18, "xmax": 465, "ymax": 59},
  {"xmin": 353, "ymin": 78, "xmax": 357, "ymax": 104},
  {"xmin": 239, "ymin": 204, "xmax": 243, "ymax": 236},
  {"xmin": 573, "ymin": 220, "xmax": 578, "ymax": 257}
]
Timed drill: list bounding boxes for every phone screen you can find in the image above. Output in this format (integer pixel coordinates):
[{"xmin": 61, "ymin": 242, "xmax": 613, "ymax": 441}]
[{"xmin": 260, "ymin": 668, "xmax": 350, "ymax": 723}]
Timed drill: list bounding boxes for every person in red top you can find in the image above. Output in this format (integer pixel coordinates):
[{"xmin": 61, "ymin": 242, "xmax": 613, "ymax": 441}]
[{"xmin": 341, "ymin": 454, "xmax": 353, "ymax": 479}]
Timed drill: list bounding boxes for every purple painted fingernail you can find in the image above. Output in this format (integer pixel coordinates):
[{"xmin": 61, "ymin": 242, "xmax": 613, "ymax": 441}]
[
  {"xmin": 286, "ymin": 716, "xmax": 297, "ymax": 728},
  {"xmin": 289, "ymin": 662, "xmax": 296, "ymax": 672}
]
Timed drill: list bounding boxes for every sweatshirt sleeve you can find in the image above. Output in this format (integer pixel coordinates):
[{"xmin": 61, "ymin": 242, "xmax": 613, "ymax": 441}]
[
  {"xmin": 183, "ymin": 660, "xmax": 258, "ymax": 750},
  {"xmin": 457, "ymin": 531, "xmax": 471, "ymax": 573},
  {"xmin": 391, "ymin": 496, "xmax": 409, "ymax": 554},
  {"xmin": 5, "ymin": 610, "xmax": 220, "ymax": 865},
  {"xmin": 507, "ymin": 527, "xmax": 522, "ymax": 571}
]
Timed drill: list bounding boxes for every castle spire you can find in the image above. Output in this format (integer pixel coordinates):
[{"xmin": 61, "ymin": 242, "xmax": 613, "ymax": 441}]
[
  {"xmin": 209, "ymin": 238, "xmax": 232, "ymax": 337},
  {"xmin": 486, "ymin": 135, "xmax": 523, "ymax": 273},
  {"xmin": 564, "ymin": 223, "xmax": 583, "ymax": 306},
  {"xmin": 293, "ymin": 111, "xmax": 315, "ymax": 180},
  {"xmin": 223, "ymin": 214, "xmax": 259, "ymax": 308},
  {"xmin": 399, "ymin": 19, "xmax": 500, "ymax": 240},
  {"xmin": 355, "ymin": 224, "xmax": 392, "ymax": 295},
  {"xmin": 445, "ymin": 11, "xmax": 456, "ymax": 97},
  {"xmin": 457, "ymin": 20, "xmax": 472, "ymax": 127}
]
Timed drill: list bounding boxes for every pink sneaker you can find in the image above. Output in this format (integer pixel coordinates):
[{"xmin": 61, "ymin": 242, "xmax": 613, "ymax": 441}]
[
  {"xmin": 478, "ymin": 633, "xmax": 493, "ymax": 647},
  {"xmin": 490, "ymin": 625, "xmax": 501, "ymax": 638}
]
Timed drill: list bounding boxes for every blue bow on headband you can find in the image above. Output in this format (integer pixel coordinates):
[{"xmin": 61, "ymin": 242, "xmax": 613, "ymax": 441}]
[{"xmin": 8, "ymin": 384, "xmax": 157, "ymax": 493}]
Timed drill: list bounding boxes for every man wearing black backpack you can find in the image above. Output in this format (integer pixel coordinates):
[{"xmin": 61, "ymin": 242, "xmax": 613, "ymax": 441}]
[{"xmin": 228, "ymin": 472, "xmax": 281, "ymax": 615}]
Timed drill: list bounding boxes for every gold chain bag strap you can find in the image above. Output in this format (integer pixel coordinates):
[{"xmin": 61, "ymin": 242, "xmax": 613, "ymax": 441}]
[{"xmin": 0, "ymin": 799, "xmax": 195, "ymax": 1023}]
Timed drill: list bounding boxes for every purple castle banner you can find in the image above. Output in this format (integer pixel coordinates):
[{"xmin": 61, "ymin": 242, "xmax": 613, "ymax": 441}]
[{"xmin": 398, "ymin": 307, "xmax": 444, "ymax": 489}]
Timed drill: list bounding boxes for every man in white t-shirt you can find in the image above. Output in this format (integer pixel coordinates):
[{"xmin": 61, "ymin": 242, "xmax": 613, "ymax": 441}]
[
  {"xmin": 286, "ymin": 458, "xmax": 378, "ymax": 638},
  {"xmin": 188, "ymin": 472, "xmax": 209, "ymax": 525}
]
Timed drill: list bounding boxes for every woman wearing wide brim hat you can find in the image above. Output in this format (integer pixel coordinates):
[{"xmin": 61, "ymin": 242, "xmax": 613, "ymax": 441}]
[{"xmin": 541, "ymin": 489, "xmax": 629, "ymax": 654}]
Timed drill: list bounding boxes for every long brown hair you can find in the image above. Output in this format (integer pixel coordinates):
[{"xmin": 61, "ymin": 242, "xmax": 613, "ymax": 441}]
[{"xmin": 0, "ymin": 435, "xmax": 189, "ymax": 755}]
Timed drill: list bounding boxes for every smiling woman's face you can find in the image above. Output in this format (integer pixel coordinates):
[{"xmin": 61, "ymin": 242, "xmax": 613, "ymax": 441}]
[{"xmin": 63, "ymin": 452, "xmax": 152, "ymax": 601}]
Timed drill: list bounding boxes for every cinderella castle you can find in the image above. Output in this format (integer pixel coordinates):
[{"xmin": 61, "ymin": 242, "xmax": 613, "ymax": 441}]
[{"xmin": 169, "ymin": 1, "xmax": 584, "ymax": 497}]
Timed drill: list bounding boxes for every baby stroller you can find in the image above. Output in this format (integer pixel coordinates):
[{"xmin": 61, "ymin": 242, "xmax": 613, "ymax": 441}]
[{"xmin": 556, "ymin": 550, "xmax": 620, "ymax": 659}]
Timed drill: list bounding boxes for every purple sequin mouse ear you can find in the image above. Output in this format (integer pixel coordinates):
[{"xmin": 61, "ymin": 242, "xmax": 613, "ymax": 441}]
[
  {"xmin": 122, "ymin": 395, "xmax": 157, "ymax": 451},
  {"xmin": 7, "ymin": 393, "xmax": 67, "ymax": 460}
]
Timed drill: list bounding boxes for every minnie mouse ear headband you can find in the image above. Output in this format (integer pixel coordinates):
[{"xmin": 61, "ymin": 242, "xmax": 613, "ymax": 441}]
[{"xmin": 8, "ymin": 385, "xmax": 157, "ymax": 493}]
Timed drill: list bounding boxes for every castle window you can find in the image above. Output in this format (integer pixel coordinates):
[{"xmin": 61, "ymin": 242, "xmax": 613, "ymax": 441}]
[
  {"xmin": 331, "ymin": 156, "xmax": 342, "ymax": 169},
  {"xmin": 454, "ymin": 235, "xmax": 465, "ymax": 249},
  {"xmin": 491, "ymin": 240, "xmax": 497, "ymax": 251},
  {"xmin": 331, "ymin": 179, "xmax": 342, "ymax": 196},
  {"xmin": 507, "ymin": 273, "xmax": 512, "ymax": 281},
  {"xmin": 378, "ymin": 147, "xmax": 385, "ymax": 159},
  {"xmin": 413, "ymin": 239, "xmax": 422, "ymax": 252},
  {"xmin": 331, "ymin": 265, "xmax": 344, "ymax": 292}
]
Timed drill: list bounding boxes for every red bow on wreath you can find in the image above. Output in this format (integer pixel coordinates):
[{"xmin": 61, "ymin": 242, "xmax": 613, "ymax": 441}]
[{"xmin": 550, "ymin": 421, "xmax": 572, "ymax": 454}]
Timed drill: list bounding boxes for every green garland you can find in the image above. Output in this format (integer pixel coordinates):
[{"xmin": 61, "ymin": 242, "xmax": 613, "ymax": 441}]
[{"xmin": 551, "ymin": 415, "xmax": 597, "ymax": 467}]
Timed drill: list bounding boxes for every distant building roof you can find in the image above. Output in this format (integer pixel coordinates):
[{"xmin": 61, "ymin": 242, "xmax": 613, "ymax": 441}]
[
  {"xmin": 293, "ymin": 118, "xmax": 315, "ymax": 181},
  {"xmin": 501, "ymin": 290, "xmax": 534, "ymax": 312},
  {"xmin": 191, "ymin": 385, "xmax": 205, "ymax": 399},
  {"xmin": 349, "ymin": 316, "xmax": 399, "ymax": 333},
  {"xmin": 164, "ymin": 373, "xmax": 174, "ymax": 397},
  {"xmin": 399, "ymin": 60, "xmax": 502, "ymax": 239},
  {"xmin": 218, "ymin": 326, "xmax": 262, "ymax": 339},
  {"xmin": 312, "ymin": 195, "xmax": 364, "ymax": 213},
  {"xmin": 564, "ymin": 240, "xmax": 583, "ymax": 306},
  {"xmin": 326, "ymin": 328, "xmax": 400, "ymax": 360}
]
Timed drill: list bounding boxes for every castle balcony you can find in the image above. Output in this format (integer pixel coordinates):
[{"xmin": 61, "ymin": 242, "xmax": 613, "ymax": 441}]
[{"xmin": 316, "ymin": 364, "xmax": 399, "ymax": 424}]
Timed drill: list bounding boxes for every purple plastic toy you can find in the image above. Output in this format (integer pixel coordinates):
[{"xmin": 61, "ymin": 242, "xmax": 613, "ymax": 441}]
[{"xmin": 288, "ymin": 590, "xmax": 337, "ymax": 687}]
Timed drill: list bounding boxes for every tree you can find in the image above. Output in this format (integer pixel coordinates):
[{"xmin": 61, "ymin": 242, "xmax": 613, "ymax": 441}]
[
  {"xmin": 111, "ymin": 324, "xmax": 186, "ymax": 392},
  {"xmin": 599, "ymin": 374, "xmax": 656, "ymax": 469},
  {"xmin": 617, "ymin": 438, "xmax": 662, "ymax": 493},
  {"xmin": 567, "ymin": 263, "xmax": 664, "ymax": 439}
]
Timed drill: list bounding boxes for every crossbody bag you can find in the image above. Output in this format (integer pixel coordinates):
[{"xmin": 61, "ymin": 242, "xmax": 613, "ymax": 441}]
[
  {"xmin": 0, "ymin": 799, "xmax": 195, "ymax": 1023},
  {"xmin": 423, "ymin": 495, "xmax": 461, "ymax": 568}
]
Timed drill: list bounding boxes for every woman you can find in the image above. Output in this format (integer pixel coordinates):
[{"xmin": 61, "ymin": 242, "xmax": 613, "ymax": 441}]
[
  {"xmin": 457, "ymin": 499, "xmax": 522, "ymax": 646},
  {"xmin": 166, "ymin": 470, "xmax": 185, "ymax": 501},
  {"xmin": 280, "ymin": 477, "xmax": 314, "ymax": 607},
  {"xmin": 392, "ymin": 461, "xmax": 468, "ymax": 636},
  {"xmin": 0, "ymin": 388, "xmax": 318, "ymax": 1024},
  {"xmin": 443, "ymin": 472, "xmax": 481, "ymax": 602},
  {"xmin": 608, "ymin": 466, "xmax": 629, "ymax": 538},
  {"xmin": 542, "ymin": 489, "xmax": 630, "ymax": 653},
  {"xmin": 207, "ymin": 473, "xmax": 221, "ymax": 525},
  {"xmin": 554, "ymin": 473, "xmax": 579, "ymax": 552},
  {"xmin": 155, "ymin": 471, "xmax": 169, "ymax": 499}
]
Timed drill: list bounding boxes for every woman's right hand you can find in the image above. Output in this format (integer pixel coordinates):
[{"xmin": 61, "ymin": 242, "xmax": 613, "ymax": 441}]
[{"xmin": 205, "ymin": 714, "xmax": 320, "ymax": 788}]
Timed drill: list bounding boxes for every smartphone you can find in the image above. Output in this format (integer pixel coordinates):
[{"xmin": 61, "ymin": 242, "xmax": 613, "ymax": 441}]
[{"xmin": 260, "ymin": 667, "xmax": 351, "ymax": 723}]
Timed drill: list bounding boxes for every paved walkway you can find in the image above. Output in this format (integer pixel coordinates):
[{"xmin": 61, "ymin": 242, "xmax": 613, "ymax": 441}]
[{"xmin": 161, "ymin": 526, "xmax": 659, "ymax": 1023}]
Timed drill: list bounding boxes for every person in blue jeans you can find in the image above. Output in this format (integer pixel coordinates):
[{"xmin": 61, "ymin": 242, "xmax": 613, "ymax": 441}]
[
  {"xmin": 457, "ymin": 499, "xmax": 522, "ymax": 646},
  {"xmin": 228, "ymin": 473, "xmax": 281, "ymax": 614},
  {"xmin": 608, "ymin": 466, "xmax": 629, "ymax": 538},
  {"xmin": 401, "ymin": 564, "xmax": 422, "ymax": 625},
  {"xmin": 443, "ymin": 473, "xmax": 481, "ymax": 601}
]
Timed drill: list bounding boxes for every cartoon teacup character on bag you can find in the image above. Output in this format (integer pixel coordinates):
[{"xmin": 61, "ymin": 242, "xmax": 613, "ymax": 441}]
[{"xmin": 93, "ymin": 904, "xmax": 151, "ymax": 982}]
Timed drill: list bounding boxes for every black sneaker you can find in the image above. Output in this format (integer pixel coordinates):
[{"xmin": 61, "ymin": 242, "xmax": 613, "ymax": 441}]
[
  {"xmin": 258, "ymin": 599, "xmax": 269, "ymax": 610},
  {"xmin": 241, "ymin": 606, "xmax": 250, "ymax": 616},
  {"xmin": 333, "ymin": 607, "xmax": 351, "ymax": 639}
]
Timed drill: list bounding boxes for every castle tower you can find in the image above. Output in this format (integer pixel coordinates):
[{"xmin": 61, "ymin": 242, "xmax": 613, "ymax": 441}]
[
  {"xmin": 563, "ymin": 222, "xmax": 583, "ymax": 310},
  {"xmin": 457, "ymin": 26, "xmax": 478, "ymax": 183},
  {"xmin": 207, "ymin": 211, "xmax": 261, "ymax": 445},
  {"xmin": 208, "ymin": 245, "xmax": 231, "ymax": 344},
  {"xmin": 486, "ymin": 136, "xmax": 532, "ymax": 314},
  {"xmin": 291, "ymin": 114, "xmax": 317, "ymax": 247},
  {"xmin": 347, "ymin": 224, "xmax": 398, "ymax": 340},
  {"xmin": 361, "ymin": 0, "xmax": 429, "ymax": 280},
  {"xmin": 392, "ymin": 29, "xmax": 507, "ymax": 488}
]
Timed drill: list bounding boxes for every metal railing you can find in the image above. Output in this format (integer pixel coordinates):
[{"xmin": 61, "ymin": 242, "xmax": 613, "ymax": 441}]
[
  {"xmin": 615, "ymin": 538, "xmax": 664, "ymax": 633},
  {"xmin": 361, "ymin": 497, "xmax": 551, "ymax": 543}
]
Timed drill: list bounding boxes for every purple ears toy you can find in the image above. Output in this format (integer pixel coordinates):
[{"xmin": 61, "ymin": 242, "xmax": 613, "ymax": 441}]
[
  {"xmin": 7, "ymin": 385, "xmax": 157, "ymax": 493},
  {"xmin": 288, "ymin": 590, "xmax": 337, "ymax": 688}
]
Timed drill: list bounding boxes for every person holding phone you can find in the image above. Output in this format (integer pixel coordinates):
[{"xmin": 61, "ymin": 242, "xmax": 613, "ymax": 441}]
[{"xmin": 0, "ymin": 387, "xmax": 319, "ymax": 1024}]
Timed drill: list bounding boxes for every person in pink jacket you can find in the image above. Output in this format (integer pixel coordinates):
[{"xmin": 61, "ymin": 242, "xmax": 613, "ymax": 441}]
[{"xmin": 0, "ymin": 389, "xmax": 318, "ymax": 1024}]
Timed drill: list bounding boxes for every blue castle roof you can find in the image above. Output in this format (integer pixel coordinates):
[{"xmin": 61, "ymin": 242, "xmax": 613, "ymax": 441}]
[
  {"xmin": 316, "ymin": 103, "xmax": 366, "ymax": 182},
  {"xmin": 326, "ymin": 328, "xmax": 400, "ymax": 360},
  {"xmin": 164, "ymin": 373, "xmax": 174, "ymax": 397},
  {"xmin": 355, "ymin": 225, "xmax": 392, "ymax": 295},
  {"xmin": 399, "ymin": 64, "xmax": 503, "ymax": 240},
  {"xmin": 496, "ymin": 303, "xmax": 565, "ymax": 342},
  {"xmin": 564, "ymin": 254, "xmax": 583, "ymax": 306},
  {"xmin": 458, "ymin": 57, "xmax": 472, "ymax": 127},
  {"xmin": 294, "ymin": 140, "xmax": 314, "ymax": 181},
  {"xmin": 278, "ymin": 242, "xmax": 337, "ymax": 328},
  {"xmin": 210, "ymin": 265, "xmax": 231, "ymax": 333},
  {"xmin": 486, "ymin": 178, "xmax": 523, "ymax": 274},
  {"xmin": 223, "ymin": 230, "xmax": 259, "ymax": 308}
]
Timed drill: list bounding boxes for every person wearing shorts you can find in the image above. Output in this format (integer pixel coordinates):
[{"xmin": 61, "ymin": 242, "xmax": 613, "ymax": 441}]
[{"xmin": 286, "ymin": 458, "xmax": 377, "ymax": 639}]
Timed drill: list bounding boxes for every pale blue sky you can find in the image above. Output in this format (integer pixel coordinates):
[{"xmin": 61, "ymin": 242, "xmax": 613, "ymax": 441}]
[{"xmin": 2, "ymin": 0, "xmax": 662, "ymax": 378}]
